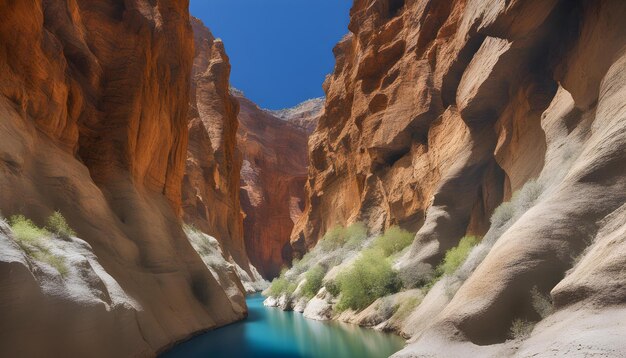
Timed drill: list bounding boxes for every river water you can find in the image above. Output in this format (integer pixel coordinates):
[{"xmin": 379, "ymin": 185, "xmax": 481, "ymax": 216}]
[{"xmin": 161, "ymin": 293, "xmax": 405, "ymax": 358}]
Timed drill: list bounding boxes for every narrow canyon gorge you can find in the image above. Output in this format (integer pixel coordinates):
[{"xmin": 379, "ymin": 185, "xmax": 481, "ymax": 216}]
[{"xmin": 1, "ymin": 0, "xmax": 625, "ymax": 357}]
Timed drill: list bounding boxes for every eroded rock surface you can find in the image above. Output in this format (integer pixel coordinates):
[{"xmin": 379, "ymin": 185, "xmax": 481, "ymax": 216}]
[
  {"xmin": 0, "ymin": 3, "xmax": 247, "ymax": 357},
  {"xmin": 293, "ymin": 0, "xmax": 626, "ymax": 356}
]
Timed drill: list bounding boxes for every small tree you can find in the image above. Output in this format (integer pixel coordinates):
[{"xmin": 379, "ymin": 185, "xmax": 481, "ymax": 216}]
[
  {"xmin": 337, "ymin": 249, "xmax": 401, "ymax": 311},
  {"xmin": 372, "ymin": 226, "xmax": 414, "ymax": 256},
  {"xmin": 301, "ymin": 264, "xmax": 326, "ymax": 298}
]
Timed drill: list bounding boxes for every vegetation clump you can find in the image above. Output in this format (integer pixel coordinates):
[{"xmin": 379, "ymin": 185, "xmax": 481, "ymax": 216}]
[
  {"xmin": 318, "ymin": 222, "xmax": 367, "ymax": 252},
  {"xmin": 421, "ymin": 235, "xmax": 480, "ymax": 292},
  {"xmin": 438, "ymin": 235, "xmax": 480, "ymax": 276},
  {"xmin": 268, "ymin": 269, "xmax": 297, "ymax": 297},
  {"xmin": 531, "ymin": 286, "xmax": 553, "ymax": 319},
  {"xmin": 10, "ymin": 215, "xmax": 50, "ymax": 246},
  {"xmin": 301, "ymin": 264, "xmax": 326, "ymax": 298},
  {"xmin": 46, "ymin": 211, "xmax": 76, "ymax": 239},
  {"xmin": 9, "ymin": 215, "xmax": 69, "ymax": 277},
  {"xmin": 371, "ymin": 226, "xmax": 414, "ymax": 256},
  {"xmin": 392, "ymin": 296, "xmax": 421, "ymax": 321},
  {"xmin": 324, "ymin": 280, "xmax": 341, "ymax": 297},
  {"xmin": 510, "ymin": 318, "xmax": 534, "ymax": 340},
  {"xmin": 336, "ymin": 249, "xmax": 401, "ymax": 311}
]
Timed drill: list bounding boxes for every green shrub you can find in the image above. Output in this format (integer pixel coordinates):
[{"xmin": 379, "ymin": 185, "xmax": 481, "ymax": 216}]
[
  {"xmin": 336, "ymin": 249, "xmax": 401, "ymax": 311},
  {"xmin": 318, "ymin": 222, "xmax": 367, "ymax": 252},
  {"xmin": 9, "ymin": 215, "xmax": 68, "ymax": 277},
  {"xmin": 437, "ymin": 235, "xmax": 480, "ymax": 276},
  {"xmin": 392, "ymin": 296, "xmax": 421, "ymax": 321},
  {"xmin": 301, "ymin": 264, "xmax": 326, "ymax": 298},
  {"xmin": 372, "ymin": 226, "xmax": 414, "ymax": 256},
  {"xmin": 325, "ymin": 280, "xmax": 341, "ymax": 297},
  {"xmin": 268, "ymin": 268, "xmax": 297, "ymax": 297},
  {"xmin": 343, "ymin": 222, "xmax": 368, "ymax": 250},
  {"xmin": 418, "ymin": 236, "xmax": 480, "ymax": 293},
  {"xmin": 268, "ymin": 276, "xmax": 290, "ymax": 296},
  {"xmin": 9, "ymin": 215, "xmax": 50, "ymax": 246},
  {"xmin": 46, "ymin": 211, "xmax": 76, "ymax": 239}
]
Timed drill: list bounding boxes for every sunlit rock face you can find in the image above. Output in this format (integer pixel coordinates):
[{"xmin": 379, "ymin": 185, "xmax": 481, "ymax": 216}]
[
  {"xmin": 183, "ymin": 18, "xmax": 247, "ymax": 270},
  {"xmin": 237, "ymin": 93, "xmax": 321, "ymax": 278},
  {"xmin": 269, "ymin": 98, "xmax": 325, "ymax": 134},
  {"xmin": 296, "ymin": 0, "xmax": 626, "ymax": 355},
  {"xmin": 0, "ymin": 2, "xmax": 245, "ymax": 357}
]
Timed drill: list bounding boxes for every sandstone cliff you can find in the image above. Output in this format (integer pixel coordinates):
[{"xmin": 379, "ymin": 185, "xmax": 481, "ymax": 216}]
[
  {"xmin": 237, "ymin": 93, "xmax": 320, "ymax": 278},
  {"xmin": 182, "ymin": 18, "xmax": 266, "ymax": 292},
  {"xmin": 290, "ymin": 0, "xmax": 626, "ymax": 355},
  {"xmin": 0, "ymin": 2, "xmax": 246, "ymax": 357}
]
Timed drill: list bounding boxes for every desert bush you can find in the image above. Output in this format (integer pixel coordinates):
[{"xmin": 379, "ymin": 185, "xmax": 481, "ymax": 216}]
[
  {"xmin": 336, "ymin": 249, "xmax": 401, "ymax": 311},
  {"xmin": 490, "ymin": 180, "xmax": 543, "ymax": 232},
  {"xmin": 376, "ymin": 297, "xmax": 399, "ymax": 320},
  {"xmin": 9, "ymin": 215, "xmax": 50, "ymax": 247},
  {"xmin": 318, "ymin": 226, "xmax": 345, "ymax": 251},
  {"xmin": 325, "ymin": 280, "xmax": 341, "ymax": 297},
  {"xmin": 437, "ymin": 236, "xmax": 480, "ymax": 276},
  {"xmin": 510, "ymin": 318, "xmax": 534, "ymax": 340},
  {"xmin": 514, "ymin": 180, "xmax": 543, "ymax": 213},
  {"xmin": 490, "ymin": 201, "xmax": 515, "ymax": 230},
  {"xmin": 343, "ymin": 222, "xmax": 368, "ymax": 250},
  {"xmin": 398, "ymin": 261, "xmax": 432, "ymax": 289},
  {"xmin": 268, "ymin": 276, "xmax": 289, "ymax": 297},
  {"xmin": 301, "ymin": 264, "xmax": 326, "ymax": 298},
  {"xmin": 392, "ymin": 296, "xmax": 421, "ymax": 321},
  {"xmin": 371, "ymin": 226, "xmax": 414, "ymax": 256},
  {"xmin": 416, "ymin": 236, "xmax": 480, "ymax": 293},
  {"xmin": 9, "ymin": 215, "xmax": 68, "ymax": 277},
  {"xmin": 46, "ymin": 211, "xmax": 76, "ymax": 239},
  {"xmin": 268, "ymin": 268, "xmax": 297, "ymax": 297},
  {"xmin": 318, "ymin": 222, "xmax": 367, "ymax": 252},
  {"xmin": 531, "ymin": 286, "xmax": 553, "ymax": 319}
]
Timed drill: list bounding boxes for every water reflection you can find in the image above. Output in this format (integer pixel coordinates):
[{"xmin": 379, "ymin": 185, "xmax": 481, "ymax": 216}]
[{"xmin": 161, "ymin": 294, "xmax": 404, "ymax": 358}]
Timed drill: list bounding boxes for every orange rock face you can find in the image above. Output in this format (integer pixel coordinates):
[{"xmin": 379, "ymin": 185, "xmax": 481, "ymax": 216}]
[
  {"xmin": 0, "ymin": 2, "xmax": 244, "ymax": 357},
  {"xmin": 183, "ymin": 18, "xmax": 248, "ymax": 268},
  {"xmin": 293, "ymin": 0, "xmax": 626, "ymax": 354},
  {"xmin": 237, "ymin": 93, "xmax": 321, "ymax": 278},
  {"xmin": 291, "ymin": 0, "xmax": 507, "ymax": 254}
]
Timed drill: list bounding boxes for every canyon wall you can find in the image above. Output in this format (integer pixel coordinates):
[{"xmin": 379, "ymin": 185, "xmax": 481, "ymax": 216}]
[
  {"xmin": 238, "ymin": 93, "xmax": 321, "ymax": 278},
  {"xmin": 183, "ymin": 18, "xmax": 266, "ymax": 291},
  {"xmin": 0, "ymin": 2, "xmax": 247, "ymax": 357},
  {"xmin": 294, "ymin": 0, "xmax": 626, "ymax": 355}
]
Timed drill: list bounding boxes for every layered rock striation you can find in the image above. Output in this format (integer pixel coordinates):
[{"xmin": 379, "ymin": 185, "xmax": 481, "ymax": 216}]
[
  {"xmin": 0, "ymin": 2, "xmax": 251, "ymax": 357},
  {"xmin": 291, "ymin": 0, "xmax": 626, "ymax": 355},
  {"xmin": 237, "ymin": 93, "xmax": 321, "ymax": 278}
]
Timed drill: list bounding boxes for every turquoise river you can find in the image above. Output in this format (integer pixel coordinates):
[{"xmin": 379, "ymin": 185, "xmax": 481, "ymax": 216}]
[{"xmin": 161, "ymin": 293, "xmax": 405, "ymax": 358}]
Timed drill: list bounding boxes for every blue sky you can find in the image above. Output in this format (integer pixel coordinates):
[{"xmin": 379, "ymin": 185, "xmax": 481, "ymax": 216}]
[{"xmin": 190, "ymin": 0, "xmax": 352, "ymax": 110}]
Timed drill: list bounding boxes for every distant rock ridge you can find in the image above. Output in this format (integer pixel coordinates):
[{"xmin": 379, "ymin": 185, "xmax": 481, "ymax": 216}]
[{"xmin": 268, "ymin": 97, "xmax": 325, "ymax": 134}]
